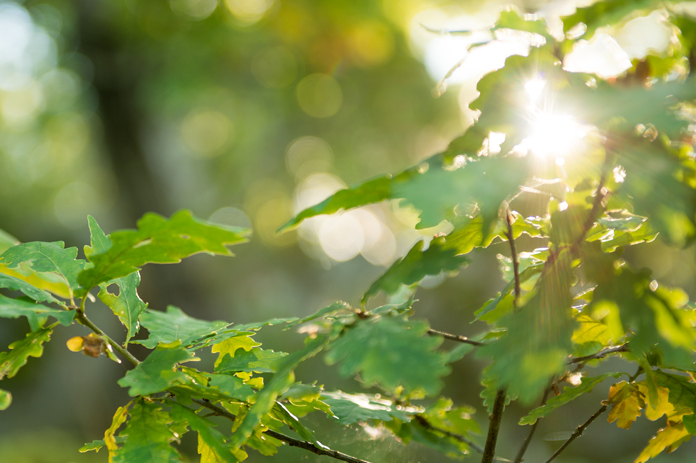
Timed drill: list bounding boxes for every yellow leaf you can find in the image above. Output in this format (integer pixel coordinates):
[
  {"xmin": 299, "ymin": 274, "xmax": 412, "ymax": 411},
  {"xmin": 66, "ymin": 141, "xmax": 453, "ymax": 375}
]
[
  {"xmin": 105, "ymin": 403, "xmax": 131, "ymax": 463},
  {"xmin": 212, "ymin": 335, "xmax": 261, "ymax": 367},
  {"xmin": 638, "ymin": 384, "xmax": 676, "ymax": 421},
  {"xmin": 607, "ymin": 381, "xmax": 644, "ymax": 429},
  {"xmin": 634, "ymin": 423, "xmax": 691, "ymax": 463},
  {"xmin": 198, "ymin": 434, "xmax": 248, "ymax": 463},
  {"xmin": 0, "ymin": 264, "xmax": 71, "ymax": 299}
]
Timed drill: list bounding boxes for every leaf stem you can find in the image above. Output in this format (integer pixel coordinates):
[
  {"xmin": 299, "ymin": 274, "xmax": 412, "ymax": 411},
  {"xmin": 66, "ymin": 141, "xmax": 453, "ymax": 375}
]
[
  {"xmin": 504, "ymin": 210, "xmax": 521, "ymax": 308},
  {"xmin": 427, "ymin": 328, "xmax": 486, "ymax": 346}
]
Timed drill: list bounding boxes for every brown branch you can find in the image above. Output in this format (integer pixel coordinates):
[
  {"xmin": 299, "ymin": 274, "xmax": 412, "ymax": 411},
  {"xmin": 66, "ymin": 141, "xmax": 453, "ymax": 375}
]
[
  {"xmin": 482, "ymin": 389, "xmax": 507, "ymax": 463},
  {"xmin": 544, "ymin": 404, "xmax": 608, "ymax": 463},
  {"xmin": 567, "ymin": 343, "xmax": 629, "ymax": 365},
  {"xmin": 427, "ymin": 328, "xmax": 486, "ymax": 346},
  {"xmin": 75, "ymin": 308, "xmax": 141, "ymax": 366},
  {"xmin": 514, "ymin": 386, "xmax": 552, "ymax": 462}
]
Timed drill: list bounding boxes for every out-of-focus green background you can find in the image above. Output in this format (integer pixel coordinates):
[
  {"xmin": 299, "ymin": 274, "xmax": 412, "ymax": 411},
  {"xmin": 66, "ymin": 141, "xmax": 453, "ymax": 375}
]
[{"xmin": 0, "ymin": 0, "xmax": 694, "ymax": 461}]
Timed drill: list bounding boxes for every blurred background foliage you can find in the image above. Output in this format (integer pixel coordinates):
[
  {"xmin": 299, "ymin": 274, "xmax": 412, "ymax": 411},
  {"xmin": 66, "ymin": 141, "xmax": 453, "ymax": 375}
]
[{"xmin": 1, "ymin": 0, "xmax": 695, "ymax": 461}]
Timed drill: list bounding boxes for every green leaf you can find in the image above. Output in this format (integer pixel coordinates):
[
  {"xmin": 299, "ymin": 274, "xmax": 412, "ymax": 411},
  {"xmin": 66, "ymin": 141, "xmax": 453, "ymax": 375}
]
[
  {"xmin": 520, "ymin": 373, "xmax": 623, "ymax": 425},
  {"xmin": 478, "ymin": 252, "xmax": 575, "ymax": 403},
  {"xmin": 215, "ymin": 347, "xmax": 288, "ymax": 374},
  {"xmin": 86, "ymin": 215, "xmax": 113, "ymax": 256},
  {"xmin": 392, "ymin": 156, "xmax": 527, "ymax": 230},
  {"xmin": 228, "ymin": 334, "xmax": 330, "ymax": 449},
  {"xmin": 211, "ymin": 333, "xmax": 261, "ymax": 367},
  {"xmin": 118, "ymin": 344, "xmax": 199, "ymax": 396},
  {"xmin": 136, "ymin": 306, "xmax": 230, "ymax": 349},
  {"xmin": 0, "ymin": 388, "xmax": 11, "ymax": 410},
  {"xmin": 98, "ymin": 273, "xmax": 148, "ymax": 347},
  {"xmin": 0, "ymin": 273, "xmax": 60, "ymax": 305},
  {"xmin": 615, "ymin": 137, "xmax": 696, "ymax": 246},
  {"xmin": 0, "ymin": 228, "xmax": 19, "ymax": 254},
  {"xmin": 325, "ymin": 316, "xmax": 449, "ymax": 396},
  {"xmin": 362, "ymin": 219, "xmax": 480, "ymax": 303},
  {"xmin": 0, "ymin": 242, "xmax": 86, "ymax": 294},
  {"xmin": 0, "ymin": 327, "xmax": 52, "ymax": 380},
  {"xmin": 113, "ymin": 399, "xmax": 180, "ymax": 463},
  {"xmin": 285, "ymin": 301, "xmax": 352, "ymax": 329},
  {"xmin": 170, "ymin": 402, "xmax": 238, "ymax": 462},
  {"xmin": 78, "ymin": 210, "xmax": 249, "ymax": 293},
  {"xmin": 0, "ymin": 294, "xmax": 75, "ymax": 330},
  {"xmin": 208, "ymin": 373, "xmax": 255, "ymax": 401},
  {"xmin": 270, "ymin": 402, "xmax": 321, "ymax": 446},
  {"xmin": 320, "ymin": 391, "xmax": 415, "ymax": 425},
  {"xmin": 562, "ymin": 0, "xmax": 662, "ymax": 39}
]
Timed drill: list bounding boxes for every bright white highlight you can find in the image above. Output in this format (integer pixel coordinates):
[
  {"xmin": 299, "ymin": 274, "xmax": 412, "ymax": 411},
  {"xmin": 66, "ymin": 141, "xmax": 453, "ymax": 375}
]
[{"xmin": 527, "ymin": 113, "xmax": 589, "ymax": 158}]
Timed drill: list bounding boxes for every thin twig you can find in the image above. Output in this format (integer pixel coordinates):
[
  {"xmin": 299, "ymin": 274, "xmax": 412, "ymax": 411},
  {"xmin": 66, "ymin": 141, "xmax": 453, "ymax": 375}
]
[
  {"xmin": 505, "ymin": 211, "xmax": 521, "ymax": 308},
  {"xmin": 567, "ymin": 344, "xmax": 629, "ymax": 365},
  {"xmin": 482, "ymin": 389, "xmax": 507, "ymax": 463},
  {"xmin": 514, "ymin": 386, "xmax": 552, "ymax": 462},
  {"xmin": 192, "ymin": 399, "xmax": 371, "ymax": 463},
  {"xmin": 427, "ymin": 328, "xmax": 486, "ymax": 346},
  {"xmin": 76, "ymin": 309, "xmax": 373, "ymax": 463},
  {"xmin": 415, "ymin": 415, "xmax": 485, "ymax": 454},
  {"xmin": 544, "ymin": 404, "xmax": 608, "ymax": 463}
]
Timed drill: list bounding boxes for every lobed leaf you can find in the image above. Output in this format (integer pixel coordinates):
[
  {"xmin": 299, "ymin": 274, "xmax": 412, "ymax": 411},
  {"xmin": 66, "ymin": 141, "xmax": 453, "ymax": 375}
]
[
  {"xmin": 136, "ymin": 306, "xmax": 230, "ymax": 349},
  {"xmin": 118, "ymin": 344, "xmax": 199, "ymax": 396},
  {"xmin": 320, "ymin": 390, "xmax": 416, "ymax": 425},
  {"xmin": 634, "ymin": 423, "xmax": 691, "ymax": 463},
  {"xmin": 0, "ymin": 242, "xmax": 85, "ymax": 295},
  {"xmin": 78, "ymin": 210, "xmax": 249, "ymax": 293},
  {"xmin": 325, "ymin": 316, "xmax": 449, "ymax": 396},
  {"xmin": 98, "ymin": 273, "xmax": 147, "ymax": 346},
  {"xmin": 112, "ymin": 399, "xmax": 180, "ymax": 463},
  {"xmin": 0, "ymin": 327, "xmax": 52, "ymax": 380},
  {"xmin": 0, "ymin": 273, "xmax": 60, "ymax": 305},
  {"xmin": 215, "ymin": 347, "xmax": 288, "ymax": 374}
]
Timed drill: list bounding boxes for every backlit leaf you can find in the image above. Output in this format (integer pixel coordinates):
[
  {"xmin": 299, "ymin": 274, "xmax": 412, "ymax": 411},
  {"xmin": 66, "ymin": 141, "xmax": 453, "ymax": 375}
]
[
  {"xmin": 105, "ymin": 403, "xmax": 131, "ymax": 462},
  {"xmin": 478, "ymin": 252, "xmax": 575, "ymax": 403},
  {"xmin": 78, "ymin": 210, "xmax": 249, "ymax": 293},
  {"xmin": 211, "ymin": 334, "xmax": 261, "ymax": 367},
  {"xmin": 634, "ymin": 423, "xmax": 691, "ymax": 463},
  {"xmin": 607, "ymin": 381, "xmax": 644, "ymax": 429},
  {"xmin": 319, "ymin": 390, "xmax": 415, "ymax": 425},
  {"xmin": 215, "ymin": 347, "xmax": 288, "ymax": 374},
  {"xmin": 325, "ymin": 316, "xmax": 449, "ymax": 396}
]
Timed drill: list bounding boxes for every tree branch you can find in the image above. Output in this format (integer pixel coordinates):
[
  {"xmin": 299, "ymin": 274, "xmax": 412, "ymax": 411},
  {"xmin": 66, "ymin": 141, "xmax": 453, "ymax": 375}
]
[
  {"xmin": 427, "ymin": 328, "xmax": 486, "ymax": 346},
  {"xmin": 568, "ymin": 343, "xmax": 629, "ymax": 365},
  {"xmin": 482, "ymin": 389, "xmax": 507, "ymax": 463},
  {"xmin": 514, "ymin": 386, "xmax": 552, "ymax": 462},
  {"xmin": 544, "ymin": 404, "xmax": 608, "ymax": 463},
  {"xmin": 74, "ymin": 308, "xmax": 141, "ymax": 366},
  {"xmin": 505, "ymin": 211, "xmax": 521, "ymax": 308}
]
